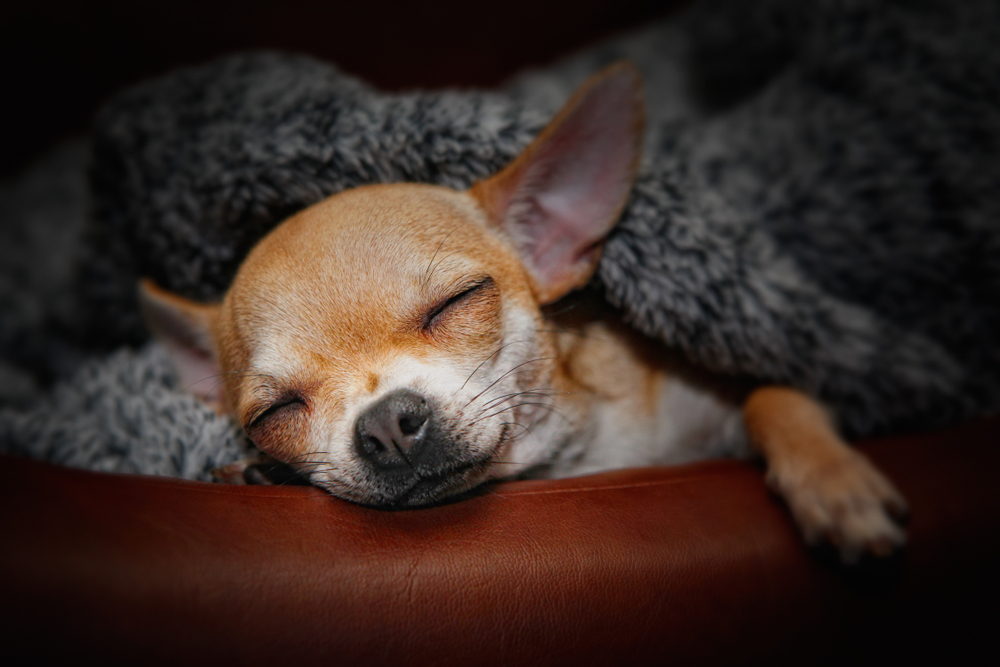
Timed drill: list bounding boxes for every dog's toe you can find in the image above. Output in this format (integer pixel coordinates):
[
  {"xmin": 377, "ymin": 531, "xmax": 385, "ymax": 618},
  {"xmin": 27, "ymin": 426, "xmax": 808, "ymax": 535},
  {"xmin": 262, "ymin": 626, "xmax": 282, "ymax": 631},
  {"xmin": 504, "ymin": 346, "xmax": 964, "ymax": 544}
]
[{"xmin": 770, "ymin": 450, "xmax": 908, "ymax": 564}]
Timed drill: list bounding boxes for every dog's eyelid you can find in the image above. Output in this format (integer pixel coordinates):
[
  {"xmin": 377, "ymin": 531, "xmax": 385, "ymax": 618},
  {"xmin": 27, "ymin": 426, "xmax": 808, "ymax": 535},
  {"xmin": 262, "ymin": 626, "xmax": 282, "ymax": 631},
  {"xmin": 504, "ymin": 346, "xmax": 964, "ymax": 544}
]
[
  {"xmin": 423, "ymin": 276, "xmax": 495, "ymax": 330},
  {"xmin": 246, "ymin": 393, "xmax": 306, "ymax": 429}
]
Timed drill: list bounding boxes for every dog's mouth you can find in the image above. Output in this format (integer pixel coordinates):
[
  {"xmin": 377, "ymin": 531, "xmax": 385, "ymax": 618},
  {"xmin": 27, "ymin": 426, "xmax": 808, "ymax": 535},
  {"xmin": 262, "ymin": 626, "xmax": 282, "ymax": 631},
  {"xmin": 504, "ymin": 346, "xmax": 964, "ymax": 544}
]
[
  {"xmin": 309, "ymin": 454, "xmax": 497, "ymax": 509},
  {"xmin": 382, "ymin": 457, "xmax": 495, "ymax": 508}
]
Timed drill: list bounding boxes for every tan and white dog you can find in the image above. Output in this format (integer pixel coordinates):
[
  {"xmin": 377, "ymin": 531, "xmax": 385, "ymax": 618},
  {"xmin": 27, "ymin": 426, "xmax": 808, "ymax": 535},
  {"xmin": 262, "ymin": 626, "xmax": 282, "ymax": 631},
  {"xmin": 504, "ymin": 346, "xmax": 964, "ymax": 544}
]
[{"xmin": 140, "ymin": 63, "xmax": 908, "ymax": 563}]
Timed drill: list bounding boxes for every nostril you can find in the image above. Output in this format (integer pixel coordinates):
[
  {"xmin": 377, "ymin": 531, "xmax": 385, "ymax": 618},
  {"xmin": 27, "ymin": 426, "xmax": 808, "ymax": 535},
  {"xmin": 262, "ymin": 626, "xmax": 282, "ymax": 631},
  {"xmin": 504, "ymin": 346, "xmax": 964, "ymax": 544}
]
[
  {"xmin": 399, "ymin": 411, "xmax": 427, "ymax": 437},
  {"xmin": 360, "ymin": 434, "xmax": 385, "ymax": 457}
]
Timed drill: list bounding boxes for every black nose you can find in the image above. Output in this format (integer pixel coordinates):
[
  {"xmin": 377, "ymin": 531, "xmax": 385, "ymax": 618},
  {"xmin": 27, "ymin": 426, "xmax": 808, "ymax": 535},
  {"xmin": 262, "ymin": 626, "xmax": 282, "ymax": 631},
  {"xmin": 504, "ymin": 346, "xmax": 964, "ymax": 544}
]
[{"xmin": 354, "ymin": 389, "xmax": 432, "ymax": 470}]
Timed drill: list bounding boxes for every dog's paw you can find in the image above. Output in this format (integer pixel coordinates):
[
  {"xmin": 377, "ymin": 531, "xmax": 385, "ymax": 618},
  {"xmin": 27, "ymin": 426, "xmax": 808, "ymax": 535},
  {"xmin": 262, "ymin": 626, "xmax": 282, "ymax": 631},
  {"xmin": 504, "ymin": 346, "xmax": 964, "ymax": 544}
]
[
  {"xmin": 212, "ymin": 456, "xmax": 313, "ymax": 486},
  {"xmin": 211, "ymin": 460, "xmax": 254, "ymax": 484},
  {"xmin": 767, "ymin": 449, "xmax": 909, "ymax": 564}
]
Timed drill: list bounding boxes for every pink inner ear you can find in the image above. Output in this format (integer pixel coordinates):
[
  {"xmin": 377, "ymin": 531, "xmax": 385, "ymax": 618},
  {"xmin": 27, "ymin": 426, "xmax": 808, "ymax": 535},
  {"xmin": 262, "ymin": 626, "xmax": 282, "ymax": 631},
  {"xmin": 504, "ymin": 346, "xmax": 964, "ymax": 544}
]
[
  {"xmin": 138, "ymin": 280, "xmax": 224, "ymax": 406},
  {"xmin": 504, "ymin": 66, "xmax": 643, "ymax": 298},
  {"xmin": 162, "ymin": 339, "xmax": 225, "ymax": 406}
]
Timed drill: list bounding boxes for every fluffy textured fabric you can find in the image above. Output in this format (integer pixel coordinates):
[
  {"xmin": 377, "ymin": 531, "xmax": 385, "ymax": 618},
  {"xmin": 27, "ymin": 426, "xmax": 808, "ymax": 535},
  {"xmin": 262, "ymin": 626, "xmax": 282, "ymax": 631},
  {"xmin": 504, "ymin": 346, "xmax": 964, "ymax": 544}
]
[
  {"xmin": 2, "ymin": 0, "xmax": 998, "ymax": 478},
  {"xmin": 0, "ymin": 343, "xmax": 251, "ymax": 479}
]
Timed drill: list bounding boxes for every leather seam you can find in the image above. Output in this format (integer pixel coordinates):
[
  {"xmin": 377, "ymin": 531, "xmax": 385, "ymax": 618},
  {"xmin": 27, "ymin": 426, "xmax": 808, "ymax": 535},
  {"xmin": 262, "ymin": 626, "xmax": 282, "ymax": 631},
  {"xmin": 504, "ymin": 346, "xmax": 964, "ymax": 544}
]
[{"xmin": 492, "ymin": 473, "xmax": 753, "ymax": 498}]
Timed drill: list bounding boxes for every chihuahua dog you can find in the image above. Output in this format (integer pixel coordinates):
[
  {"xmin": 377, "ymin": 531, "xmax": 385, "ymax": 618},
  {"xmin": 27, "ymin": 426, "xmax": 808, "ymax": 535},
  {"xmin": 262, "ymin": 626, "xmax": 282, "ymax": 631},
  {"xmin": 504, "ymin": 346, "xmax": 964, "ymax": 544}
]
[{"xmin": 140, "ymin": 63, "xmax": 908, "ymax": 563}]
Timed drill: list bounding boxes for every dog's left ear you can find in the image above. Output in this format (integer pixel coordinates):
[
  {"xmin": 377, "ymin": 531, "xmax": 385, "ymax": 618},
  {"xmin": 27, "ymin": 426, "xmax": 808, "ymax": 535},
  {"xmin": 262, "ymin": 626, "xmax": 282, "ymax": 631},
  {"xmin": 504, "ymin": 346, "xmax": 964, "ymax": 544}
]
[
  {"xmin": 471, "ymin": 61, "xmax": 644, "ymax": 304},
  {"xmin": 138, "ymin": 279, "xmax": 225, "ymax": 407}
]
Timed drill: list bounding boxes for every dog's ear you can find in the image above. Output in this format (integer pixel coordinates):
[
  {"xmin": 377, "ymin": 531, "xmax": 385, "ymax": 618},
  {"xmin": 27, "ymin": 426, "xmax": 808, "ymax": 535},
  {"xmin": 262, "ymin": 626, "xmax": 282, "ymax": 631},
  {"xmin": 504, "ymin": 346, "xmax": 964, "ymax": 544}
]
[
  {"xmin": 138, "ymin": 279, "xmax": 224, "ymax": 406},
  {"xmin": 471, "ymin": 61, "xmax": 644, "ymax": 304}
]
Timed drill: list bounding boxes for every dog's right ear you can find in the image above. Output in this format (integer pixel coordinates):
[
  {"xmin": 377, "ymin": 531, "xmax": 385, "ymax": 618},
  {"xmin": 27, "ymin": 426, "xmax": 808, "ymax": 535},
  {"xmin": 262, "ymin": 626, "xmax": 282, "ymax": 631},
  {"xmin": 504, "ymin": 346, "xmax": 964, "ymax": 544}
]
[
  {"xmin": 471, "ymin": 61, "xmax": 644, "ymax": 304},
  {"xmin": 138, "ymin": 279, "xmax": 224, "ymax": 406}
]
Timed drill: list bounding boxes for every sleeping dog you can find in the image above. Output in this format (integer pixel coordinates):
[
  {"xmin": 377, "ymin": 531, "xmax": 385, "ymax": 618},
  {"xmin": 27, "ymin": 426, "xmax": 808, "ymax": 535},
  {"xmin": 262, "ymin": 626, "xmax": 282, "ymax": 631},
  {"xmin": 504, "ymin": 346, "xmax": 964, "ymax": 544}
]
[{"xmin": 140, "ymin": 63, "xmax": 908, "ymax": 563}]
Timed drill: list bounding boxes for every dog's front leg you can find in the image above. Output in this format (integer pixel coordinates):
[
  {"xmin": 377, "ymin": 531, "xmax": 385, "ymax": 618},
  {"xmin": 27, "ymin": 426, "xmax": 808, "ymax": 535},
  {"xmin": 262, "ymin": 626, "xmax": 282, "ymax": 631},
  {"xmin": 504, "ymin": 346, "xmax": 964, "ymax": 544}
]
[{"xmin": 743, "ymin": 386, "xmax": 909, "ymax": 563}]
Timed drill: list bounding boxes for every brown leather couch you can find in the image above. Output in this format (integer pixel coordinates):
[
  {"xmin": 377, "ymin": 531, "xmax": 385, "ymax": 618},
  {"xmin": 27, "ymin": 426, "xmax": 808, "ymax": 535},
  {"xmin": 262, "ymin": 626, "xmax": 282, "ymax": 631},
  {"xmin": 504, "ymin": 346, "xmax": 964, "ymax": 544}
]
[{"xmin": 2, "ymin": 417, "xmax": 998, "ymax": 665}]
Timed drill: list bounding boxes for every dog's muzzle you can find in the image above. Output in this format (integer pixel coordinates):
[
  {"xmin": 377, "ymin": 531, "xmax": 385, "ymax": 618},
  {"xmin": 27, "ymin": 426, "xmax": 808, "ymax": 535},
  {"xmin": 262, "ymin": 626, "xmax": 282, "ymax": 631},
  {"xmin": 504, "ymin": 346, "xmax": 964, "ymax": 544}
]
[{"xmin": 351, "ymin": 388, "xmax": 492, "ymax": 507}]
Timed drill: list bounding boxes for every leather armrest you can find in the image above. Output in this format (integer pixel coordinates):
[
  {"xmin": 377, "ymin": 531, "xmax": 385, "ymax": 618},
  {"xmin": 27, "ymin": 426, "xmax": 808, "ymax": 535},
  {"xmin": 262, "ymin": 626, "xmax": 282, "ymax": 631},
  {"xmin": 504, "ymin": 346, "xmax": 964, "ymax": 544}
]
[{"xmin": 2, "ymin": 418, "xmax": 998, "ymax": 665}]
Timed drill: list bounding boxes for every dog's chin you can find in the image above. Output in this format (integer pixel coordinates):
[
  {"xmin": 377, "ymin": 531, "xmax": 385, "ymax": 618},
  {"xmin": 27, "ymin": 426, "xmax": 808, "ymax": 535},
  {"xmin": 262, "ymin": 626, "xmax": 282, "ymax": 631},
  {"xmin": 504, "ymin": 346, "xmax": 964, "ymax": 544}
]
[{"xmin": 313, "ymin": 455, "xmax": 497, "ymax": 509}]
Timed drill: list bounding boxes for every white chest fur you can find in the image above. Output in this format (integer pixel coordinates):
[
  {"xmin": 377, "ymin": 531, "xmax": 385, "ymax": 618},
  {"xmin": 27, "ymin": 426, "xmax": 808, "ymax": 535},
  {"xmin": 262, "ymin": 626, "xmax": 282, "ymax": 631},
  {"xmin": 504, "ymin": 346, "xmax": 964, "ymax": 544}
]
[
  {"xmin": 573, "ymin": 373, "xmax": 750, "ymax": 475},
  {"xmin": 510, "ymin": 308, "xmax": 752, "ymax": 479}
]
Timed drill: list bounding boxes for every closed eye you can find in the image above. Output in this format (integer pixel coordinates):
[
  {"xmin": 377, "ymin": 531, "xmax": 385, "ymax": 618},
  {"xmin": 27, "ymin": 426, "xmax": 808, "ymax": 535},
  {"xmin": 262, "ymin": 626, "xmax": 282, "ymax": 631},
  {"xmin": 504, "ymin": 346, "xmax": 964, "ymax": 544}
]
[
  {"xmin": 247, "ymin": 395, "xmax": 306, "ymax": 431},
  {"xmin": 422, "ymin": 276, "xmax": 495, "ymax": 331}
]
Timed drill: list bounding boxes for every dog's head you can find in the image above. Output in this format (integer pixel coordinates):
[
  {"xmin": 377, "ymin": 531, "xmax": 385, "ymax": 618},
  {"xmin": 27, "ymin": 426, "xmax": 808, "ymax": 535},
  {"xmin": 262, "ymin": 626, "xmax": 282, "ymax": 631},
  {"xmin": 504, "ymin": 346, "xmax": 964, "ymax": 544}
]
[{"xmin": 140, "ymin": 63, "xmax": 644, "ymax": 506}]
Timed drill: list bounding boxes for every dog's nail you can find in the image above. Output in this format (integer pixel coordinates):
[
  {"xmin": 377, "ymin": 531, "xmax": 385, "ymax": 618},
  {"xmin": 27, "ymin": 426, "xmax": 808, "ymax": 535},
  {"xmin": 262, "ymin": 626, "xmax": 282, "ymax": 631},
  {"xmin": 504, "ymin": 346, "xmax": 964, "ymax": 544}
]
[
  {"xmin": 868, "ymin": 536, "xmax": 896, "ymax": 558},
  {"xmin": 888, "ymin": 500, "xmax": 911, "ymax": 525}
]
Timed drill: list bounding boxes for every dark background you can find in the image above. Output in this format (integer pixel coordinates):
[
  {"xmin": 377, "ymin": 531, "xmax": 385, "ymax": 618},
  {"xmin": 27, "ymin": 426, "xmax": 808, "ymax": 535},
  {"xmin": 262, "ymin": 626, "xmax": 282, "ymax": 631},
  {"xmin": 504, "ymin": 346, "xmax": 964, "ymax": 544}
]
[{"xmin": 0, "ymin": 0, "xmax": 689, "ymax": 179}]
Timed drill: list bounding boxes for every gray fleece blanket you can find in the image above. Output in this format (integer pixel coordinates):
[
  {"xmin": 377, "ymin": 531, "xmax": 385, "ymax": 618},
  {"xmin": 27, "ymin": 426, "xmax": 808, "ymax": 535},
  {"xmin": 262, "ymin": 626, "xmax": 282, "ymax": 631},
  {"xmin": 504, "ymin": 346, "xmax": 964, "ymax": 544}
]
[{"xmin": 2, "ymin": 0, "xmax": 999, "ymax": 480}]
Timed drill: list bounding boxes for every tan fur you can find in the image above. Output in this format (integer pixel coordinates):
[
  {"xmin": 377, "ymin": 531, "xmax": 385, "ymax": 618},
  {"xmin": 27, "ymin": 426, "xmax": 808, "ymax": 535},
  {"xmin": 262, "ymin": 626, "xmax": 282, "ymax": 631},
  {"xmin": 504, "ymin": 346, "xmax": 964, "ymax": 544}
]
[{"xmin": 215, "ymin": 187, "xmax": 528, "ymax": 410}]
